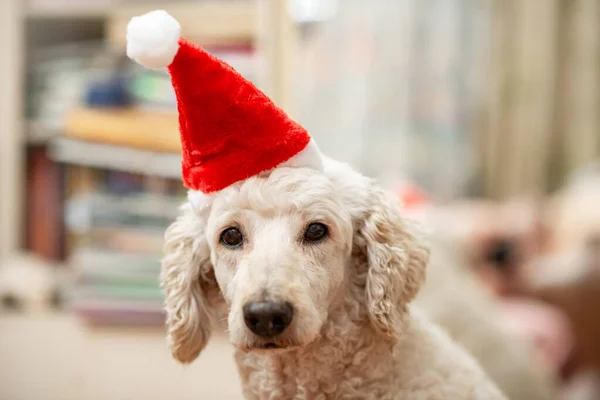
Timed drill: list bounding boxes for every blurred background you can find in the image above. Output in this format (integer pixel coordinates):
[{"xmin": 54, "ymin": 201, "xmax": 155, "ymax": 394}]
[{"xmin": 1, "ymin": 0, "xmax": 600, "ymax": 399}]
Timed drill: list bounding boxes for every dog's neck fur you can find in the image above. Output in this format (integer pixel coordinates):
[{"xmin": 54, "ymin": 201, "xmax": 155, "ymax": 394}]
[{"xmin": 234, "ymin": 275, "xmax": 401, "ymax": 399}]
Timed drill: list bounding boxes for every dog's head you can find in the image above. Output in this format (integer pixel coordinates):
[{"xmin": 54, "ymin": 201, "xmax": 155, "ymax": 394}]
[{"xmin": 162, "ymin": 159, "xmax": 429, "ymax": 363}]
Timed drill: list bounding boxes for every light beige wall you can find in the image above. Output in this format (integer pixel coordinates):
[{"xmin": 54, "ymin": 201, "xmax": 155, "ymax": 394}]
[{"xmin": 0, "ymin": 0, "xmax": 24, "ymax": 259}]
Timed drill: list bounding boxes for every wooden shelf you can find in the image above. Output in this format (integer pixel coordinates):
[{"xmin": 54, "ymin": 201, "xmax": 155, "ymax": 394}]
[
  {"xmin": 48, "ymin": 137, "xmax": 182, "ymax": 179},
  {"xmin": 25, "ymin": 5, "xmax": 108, "ymax": 19},
  {"xmin": 64, "ymin": 107, "xmax": 181, "ymax": 154},
  {"xmin": 106, "ymin": 1, "xmax": 259, "ymax": 48}
]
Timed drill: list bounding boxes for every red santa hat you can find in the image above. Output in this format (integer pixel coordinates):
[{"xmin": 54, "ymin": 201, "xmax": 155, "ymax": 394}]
[{"xmin": 126, "ymin": 10, "xmax": 323, "ymax": 205}]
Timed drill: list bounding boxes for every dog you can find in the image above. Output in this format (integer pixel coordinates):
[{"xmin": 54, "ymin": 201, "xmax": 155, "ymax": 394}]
[
  {"xmin": 414, "ymin": 231, "xmax": 560, "ymax": 400},
  {"xmin": 527, "ymin": 164, "xmax": 600, "ymax": 400},
  {"xmin": 408, "ymin": 201, "xmax": 570, "ymax": 394},
  {"xmin": 0, "ymin": 253, "xmax": 64, "ymax": 312},
  {"xmin": 161, "ymin": 156, "xmax": 506, "ymax": 399}
]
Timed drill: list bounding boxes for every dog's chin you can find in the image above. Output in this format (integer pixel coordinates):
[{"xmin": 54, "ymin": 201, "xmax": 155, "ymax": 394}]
[
  {"xmin": 233, "ymin": 332, "xmax": 320, "ymax": 354},
  {"xmin": 234, "ymin": 339, "xmax": 299, "ymax": 354},
  {"xmin": 250, "ymin": 343, "xmax": 299, "ymax": 355},
  {"xmin": 230, "ymin": 321, "xmax": 323, "ymax": 354}
]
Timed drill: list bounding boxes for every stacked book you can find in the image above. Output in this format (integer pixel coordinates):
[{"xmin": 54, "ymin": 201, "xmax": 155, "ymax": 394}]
[
  {"xmin": 64, "ymin": 180, "xmax": 184, "ymax": 327},
  {"xmin": 68, "ymin": 247, "xmax": 165, "ymax": 326}
]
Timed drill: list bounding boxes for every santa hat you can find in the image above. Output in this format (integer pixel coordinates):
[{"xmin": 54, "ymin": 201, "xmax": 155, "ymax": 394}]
[{"xmin": 126, "ymin": 10, "xmax": 323, "ymax": 204}]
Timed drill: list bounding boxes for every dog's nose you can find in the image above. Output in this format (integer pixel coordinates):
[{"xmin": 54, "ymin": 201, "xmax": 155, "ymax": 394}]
[{"xmin": 243, "ymin": 301, "xmax": 294, "ymax": 338}]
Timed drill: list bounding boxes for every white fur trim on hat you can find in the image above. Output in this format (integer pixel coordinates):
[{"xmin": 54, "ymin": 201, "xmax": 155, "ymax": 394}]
[
  {"xmin": 280, "ymin": 139, "xmax": 324, "ymax": 171},
  {"xmin": 187, "ymin": 140, "xmax": 323, "ymax": 212},
  {"xmin": 187, "ymin": 190, "xmax": 214, "ymax": 214},
  {"xmin": 126, "ymin": 10, "xmax": 181, "ymax": 69}
]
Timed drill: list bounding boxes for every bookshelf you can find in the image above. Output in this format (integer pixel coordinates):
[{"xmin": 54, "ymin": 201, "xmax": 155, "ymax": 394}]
[
  {"xmin": 0, "ymin": 0, "xmax": 299, "ymax": 326},
  {"xmin": 1, "ymin": 0, "xmax": 297, "ymax": 255}
]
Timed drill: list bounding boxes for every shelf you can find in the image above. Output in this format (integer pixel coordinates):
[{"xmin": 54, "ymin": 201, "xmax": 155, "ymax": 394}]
[
  {"xmin": 64, "ymin": 107, "xmax": 181, "ymax": 154},
  {"xmin": 25, "ymin": 0, "xmax": 112, "ymax": 19},
  {"xmin": 48, "ymin": 137, "xmax": 182, "ymax": 179},
  {"xmin": 106, "ymin": 1, "xmax": 259, "ymax": 48},
  {"xmin": 25, "ymin": 6, "xmax": 108, "ymax": 19},
  {"xmin": 25, "ymin": 1, "xmax": 212, "ymax": 19},
  {"xmin": 25, "ymin": 1, "xmax": 258, "ymax": 47},
  {"xmin": 26, "ymin": 121, "xmax": 60, "ymax": 144}
]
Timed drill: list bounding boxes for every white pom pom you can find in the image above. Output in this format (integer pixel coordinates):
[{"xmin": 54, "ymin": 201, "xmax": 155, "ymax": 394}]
[{"xmin": 126, "ymin": 10, "xmax": 181, "ymax": 69}]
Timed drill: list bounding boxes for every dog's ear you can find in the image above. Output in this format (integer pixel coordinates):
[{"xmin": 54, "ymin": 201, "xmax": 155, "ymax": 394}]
[
  {"xmin": 359, "ymin": 184, "xmax": 429, "ymax": 340},
  {"xmin": 161, "ymin": 203, "xmax": 221, "ymax": 363}
]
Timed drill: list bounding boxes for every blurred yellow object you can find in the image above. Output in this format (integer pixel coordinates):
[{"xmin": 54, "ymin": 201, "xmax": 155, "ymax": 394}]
[{"xmin": 64, "ymin": 107, "xmax": 181, "ymax": 154}]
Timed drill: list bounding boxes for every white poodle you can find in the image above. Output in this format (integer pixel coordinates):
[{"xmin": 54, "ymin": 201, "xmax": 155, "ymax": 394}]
[
  {"xmin": 161, "ymin": 156, "xmax": 506, "ymax": 399},
  {"xmin": 414, "ymin": 232, "xmax": 558, "ymax": 400}
]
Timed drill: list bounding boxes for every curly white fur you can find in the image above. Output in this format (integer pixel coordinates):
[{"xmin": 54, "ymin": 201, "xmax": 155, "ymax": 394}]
[{"xmin": 161, "ymin": 157, "xmax": 506, "ymax": 399}]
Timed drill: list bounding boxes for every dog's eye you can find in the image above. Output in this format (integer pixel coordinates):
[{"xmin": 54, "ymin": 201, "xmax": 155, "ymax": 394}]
[
  {"xmin": 220, "ymin": 227, "xmax": 244, "ymax": 248},
  {"xmin": 304, "ymin": 222, "xmax": 329, "ymax": 243}
]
